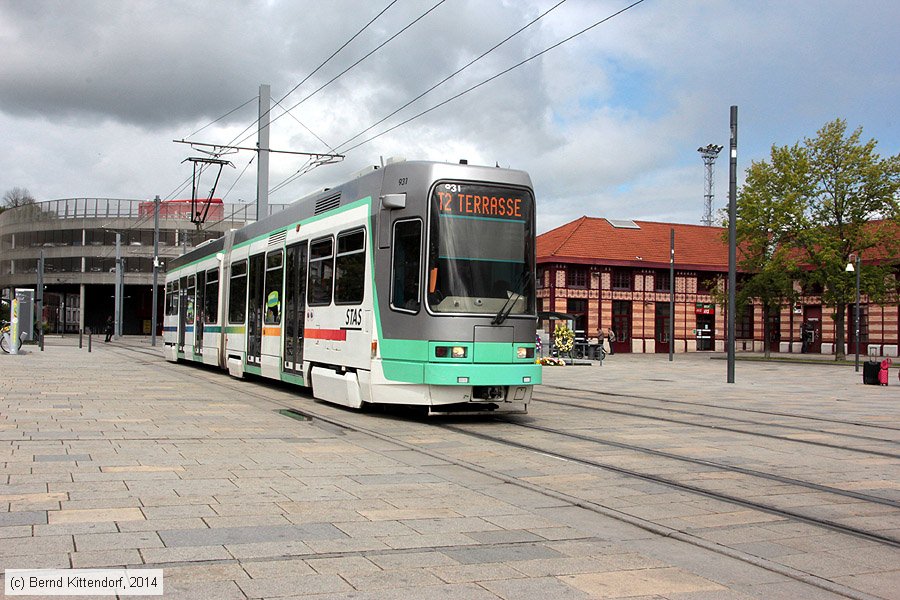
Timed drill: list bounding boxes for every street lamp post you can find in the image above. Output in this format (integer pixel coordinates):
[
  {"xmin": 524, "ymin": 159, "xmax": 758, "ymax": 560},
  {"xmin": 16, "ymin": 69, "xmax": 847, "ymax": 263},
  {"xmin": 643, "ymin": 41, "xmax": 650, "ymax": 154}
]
[{"xmin": 845, "ymin": 254, "xmax": 861, "ymax": 372}]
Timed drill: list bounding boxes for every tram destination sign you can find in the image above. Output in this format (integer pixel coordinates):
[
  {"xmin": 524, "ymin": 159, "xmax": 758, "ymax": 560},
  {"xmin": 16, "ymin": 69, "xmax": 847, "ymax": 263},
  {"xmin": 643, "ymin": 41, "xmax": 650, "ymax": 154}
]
[{"xmin": 434, "ymin": 183, "xmax": 525, "ymax": 220}]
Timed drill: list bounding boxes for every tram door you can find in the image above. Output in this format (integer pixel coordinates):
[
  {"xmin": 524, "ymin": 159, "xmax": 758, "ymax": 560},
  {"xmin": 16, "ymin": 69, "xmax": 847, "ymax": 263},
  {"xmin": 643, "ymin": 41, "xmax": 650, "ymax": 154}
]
[
  {"xmin": 194, "ymin": 270, "xmax": 205, "ymax": 356},
  {"xmin": 283, "ymin": 242, "xmax": 308, "ymax": 374},
  {"xmin": 246, "ymin": 253, "xmax": 265, "ymax": 366},
  {"xmin": 178, "ymin": 276, "xmax": 188, "ymax": 352}
]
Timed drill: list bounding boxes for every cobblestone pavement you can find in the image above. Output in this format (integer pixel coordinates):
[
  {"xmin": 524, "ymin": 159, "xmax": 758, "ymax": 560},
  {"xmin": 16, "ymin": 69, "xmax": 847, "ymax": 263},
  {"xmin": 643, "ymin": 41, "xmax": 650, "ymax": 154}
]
[{"xmin": 0, "ymin": 338, "xmax": 897, "ymax": 599}]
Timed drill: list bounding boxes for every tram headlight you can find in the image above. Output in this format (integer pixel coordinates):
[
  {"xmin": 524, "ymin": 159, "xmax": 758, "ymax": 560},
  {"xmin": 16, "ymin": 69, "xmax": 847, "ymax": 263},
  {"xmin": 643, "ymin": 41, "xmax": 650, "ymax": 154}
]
[
  {"xmin": 435, "ymin": 346, "xmax": 467, "ymax": 359},
  {"xmin": 517, "ymin": 346, "xmax": 534, "ymax": 359}
]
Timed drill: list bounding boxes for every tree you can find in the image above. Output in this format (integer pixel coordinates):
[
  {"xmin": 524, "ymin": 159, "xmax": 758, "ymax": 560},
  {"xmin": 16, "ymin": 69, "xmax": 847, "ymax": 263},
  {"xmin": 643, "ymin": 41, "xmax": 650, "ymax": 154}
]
[
  {"xmin": 1, "ymin": 187, "xmax": 36, "ymax": 213},
  {"xmin": 732, "ymin": 144, "xmax": 806, "ymax": 358},
  {"xmin": 738, "ymin": 119, "xmax": 900, "ymax": 360}
]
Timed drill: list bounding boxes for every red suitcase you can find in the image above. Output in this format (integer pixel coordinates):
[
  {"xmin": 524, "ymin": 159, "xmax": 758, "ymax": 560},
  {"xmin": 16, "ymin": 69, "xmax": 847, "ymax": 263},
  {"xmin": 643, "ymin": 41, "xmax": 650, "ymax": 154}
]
[{"xmin": 879, "ymin": 358, "xmax": 892, "ymax": 386}]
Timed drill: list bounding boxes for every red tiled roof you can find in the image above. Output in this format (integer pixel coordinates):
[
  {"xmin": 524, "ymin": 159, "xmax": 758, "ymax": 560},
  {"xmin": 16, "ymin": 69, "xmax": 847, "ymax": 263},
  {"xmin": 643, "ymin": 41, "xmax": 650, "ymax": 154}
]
[{"xmin": 538, "ymin": 217, "xmax": 729, "ymax": 271}]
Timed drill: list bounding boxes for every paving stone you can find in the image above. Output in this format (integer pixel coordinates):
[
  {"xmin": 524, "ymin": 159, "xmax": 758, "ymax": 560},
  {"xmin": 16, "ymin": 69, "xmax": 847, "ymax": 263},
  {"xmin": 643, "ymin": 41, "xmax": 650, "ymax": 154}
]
[
  {"xmin": 74, "ymin": 531, "xmax": 163, "ymax": 552},
  {"xmin": 225, "ymin": 540, "xmax": 314, "ymax": 560},
  {"xmin": 140, "ymin": 545, "xmax": 232, "ymax": 564},
  {"xmin": 429, "ymin": 562, "xmax": 528, "ymax": 584},
  {"xmin": 480, "ymin": 575, "xmax": 592, "ymax": 599},
  {"xmin": 0, "ymin": 525, "xmax": 32, "ymax": 538},
  {"xmin": 0, "ymin": 510, "xmax": 46, "ymax": 526},
  {"xmin": 70, "ymin": 548, "xmax": 143, "ymax": 568},
  {"xmin": 33, "ymin": 521, "xmax": 119, "ymax": 536},
  {"xmin": 237, "ymin": 573, "xmax": 354, "ymax": 598},
  {"xmin": 33, "ymin": 454, "xmax": 91, "ymax": 462},
  {"xmin": 833, "ymin": 571, "xmax": 900, "ymax": 600},
  {"xmin": 49, "ymin": 507, "xmax": 145, "ymax": 524},
  {"xmin": 367, "ymin": 551, "xmax": 458, "ymax": 570},
  {"xmin": 441, "ymin": 543, "xmax": 565, "ymax": 565},
  {"xmin": 562, "ymin": 567, "xmax": 725, "ymax": 598},
  {"xmin": 402, "ymin": 516, "xmax": 502, "ymax": 535},
  {"xmin": 161, "ymin": 579, "xmax": 247, "ymax": 600},
  {"xmin": 343, "ymin": 568, "xmax": 445, "ymax": 591},
  {"xmin": 159, "ymin": 522, "xmax": 346, "ymax": 547},
  {"xmin": 163, "ymin": 563, "xmax": 251, "ymax": 583},
  {"xmin": 0, "ymin": 534, "xmax": 73, "ymax": 557}
]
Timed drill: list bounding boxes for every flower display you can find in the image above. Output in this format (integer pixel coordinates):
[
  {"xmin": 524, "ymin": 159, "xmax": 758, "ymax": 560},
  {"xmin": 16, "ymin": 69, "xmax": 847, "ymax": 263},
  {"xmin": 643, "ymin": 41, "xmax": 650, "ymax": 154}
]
[{"xmin": 553, "ymin": 322, "xmax": 574, "ymax": 354}]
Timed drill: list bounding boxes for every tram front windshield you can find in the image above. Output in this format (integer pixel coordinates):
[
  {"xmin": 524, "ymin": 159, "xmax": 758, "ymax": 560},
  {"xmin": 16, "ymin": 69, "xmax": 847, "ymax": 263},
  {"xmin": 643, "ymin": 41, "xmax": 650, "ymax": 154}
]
[{"xmin": 427, "ymin": 182, "xmax": 534, "ymax": 316}]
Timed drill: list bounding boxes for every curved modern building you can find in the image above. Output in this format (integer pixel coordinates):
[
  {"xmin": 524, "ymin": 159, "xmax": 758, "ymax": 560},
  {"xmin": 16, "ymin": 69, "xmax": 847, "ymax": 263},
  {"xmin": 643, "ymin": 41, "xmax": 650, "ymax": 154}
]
[{"xmin": 0, "ymin": 198, "xmax": 260, "ymax": 335}]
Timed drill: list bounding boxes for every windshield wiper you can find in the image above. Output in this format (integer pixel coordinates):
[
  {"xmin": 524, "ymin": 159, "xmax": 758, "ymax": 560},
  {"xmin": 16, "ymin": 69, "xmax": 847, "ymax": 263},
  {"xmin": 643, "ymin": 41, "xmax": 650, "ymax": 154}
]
[{"xmin": 492, "ymin": 270, "xmax": 532, "ymax": 325}]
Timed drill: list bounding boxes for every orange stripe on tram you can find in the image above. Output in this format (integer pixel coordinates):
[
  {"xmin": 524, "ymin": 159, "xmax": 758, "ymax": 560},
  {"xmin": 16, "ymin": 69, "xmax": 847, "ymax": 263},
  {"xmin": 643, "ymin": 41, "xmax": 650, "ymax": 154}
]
[{"xmin": 262, "ymin": 326, "xmax": 282, "ymax": 337}]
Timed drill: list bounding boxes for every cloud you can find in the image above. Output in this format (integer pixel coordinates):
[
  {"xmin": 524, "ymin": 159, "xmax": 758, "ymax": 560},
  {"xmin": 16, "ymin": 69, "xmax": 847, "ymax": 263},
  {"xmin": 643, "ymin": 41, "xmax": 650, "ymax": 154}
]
[{"xmin": 0, "ymin": 0, "xmax": 898, "ymax": 236}]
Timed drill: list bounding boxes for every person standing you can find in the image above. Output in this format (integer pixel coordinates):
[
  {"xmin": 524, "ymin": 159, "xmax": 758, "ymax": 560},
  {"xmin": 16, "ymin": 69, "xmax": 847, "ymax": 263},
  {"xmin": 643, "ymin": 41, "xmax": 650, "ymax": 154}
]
[
  {"xmin": 607, "ymin": 327, "xmax": 616, "ymax": 355},
  {"xmin": 104, "ymin": 315, "xmax": 113, "ymax": 343}
]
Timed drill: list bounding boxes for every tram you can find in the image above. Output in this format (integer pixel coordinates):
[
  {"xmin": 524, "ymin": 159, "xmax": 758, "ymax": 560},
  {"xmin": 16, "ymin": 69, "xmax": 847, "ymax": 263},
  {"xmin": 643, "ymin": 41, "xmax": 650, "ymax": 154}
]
[{"xmin": 163, "ymin": 159, "xmax": 540, "ymax": 413}]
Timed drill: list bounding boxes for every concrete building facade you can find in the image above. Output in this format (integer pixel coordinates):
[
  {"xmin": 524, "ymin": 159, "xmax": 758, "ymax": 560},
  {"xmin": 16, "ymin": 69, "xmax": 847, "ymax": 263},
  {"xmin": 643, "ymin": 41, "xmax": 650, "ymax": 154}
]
[{"xmin": 0, "ymin": 198, "xmax": 258, "ymax": 335}]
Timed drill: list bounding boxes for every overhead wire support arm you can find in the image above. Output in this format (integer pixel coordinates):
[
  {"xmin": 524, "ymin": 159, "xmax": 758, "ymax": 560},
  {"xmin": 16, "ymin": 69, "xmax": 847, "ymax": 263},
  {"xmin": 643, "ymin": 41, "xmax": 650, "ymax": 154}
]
[{"xmin": 173, "ymin": 139, "xmax": 344, "ymax": 160}]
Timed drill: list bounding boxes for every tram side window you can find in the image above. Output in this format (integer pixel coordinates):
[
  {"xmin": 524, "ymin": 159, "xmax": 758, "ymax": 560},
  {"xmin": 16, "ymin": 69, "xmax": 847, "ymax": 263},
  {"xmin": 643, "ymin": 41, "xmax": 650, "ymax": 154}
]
[
  {"xmin": 165, "ymin": 282, "xmax": 178, "ymax": 316},
  {"xmin": 390, "ymin": 220, "xmax": 421, "ymax": 313},
  {"xmin": 335, "ymin": 229, "xmax": 365, "ymax": 305},
  {"xmin": 308, "ymin": 238, "xmax": 334, "ymax": 306},
  {"xmin": 205, "ymin": 269, "xmax": 219, "ymax": 323},
  {"xmin": 229, "ymin": 260, "xmax": 247, "ymax": 323},
  {"xmin": 265, "ymin": 251, "xmax": 283, "ymax": 324},
  {"xmin": 186, "ymin": 275, "xmax": 196, "ymax": 324}
]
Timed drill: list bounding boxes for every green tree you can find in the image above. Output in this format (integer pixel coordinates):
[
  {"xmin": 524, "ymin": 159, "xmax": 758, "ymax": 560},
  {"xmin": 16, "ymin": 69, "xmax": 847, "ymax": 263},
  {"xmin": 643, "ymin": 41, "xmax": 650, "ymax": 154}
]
[
  {"xmin": 732, "ymin": 144, "xmax": 806, "ymax": 358},
  {"xmin": 739, "ymin": 119, "xmax": 900, "ymax": 360}
]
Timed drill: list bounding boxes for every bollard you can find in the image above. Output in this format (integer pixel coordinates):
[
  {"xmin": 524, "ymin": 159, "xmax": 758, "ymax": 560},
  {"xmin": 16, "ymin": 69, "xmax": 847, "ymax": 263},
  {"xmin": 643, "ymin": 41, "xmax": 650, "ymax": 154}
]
[
  {"xmin": 79, "ymin": 328, "xmax": 83, "ymax": 349},
  {"xmin": 88, "ymin": 330, "xmax": 92, "ymax": 353}
]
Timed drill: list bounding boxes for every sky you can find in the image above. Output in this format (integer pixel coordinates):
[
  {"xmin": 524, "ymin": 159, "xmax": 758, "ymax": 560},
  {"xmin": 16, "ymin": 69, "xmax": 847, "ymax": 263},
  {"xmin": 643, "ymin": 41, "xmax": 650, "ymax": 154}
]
[{"xmin": 1, "ymin": 0, "xmax": 898, "ymax": 234}]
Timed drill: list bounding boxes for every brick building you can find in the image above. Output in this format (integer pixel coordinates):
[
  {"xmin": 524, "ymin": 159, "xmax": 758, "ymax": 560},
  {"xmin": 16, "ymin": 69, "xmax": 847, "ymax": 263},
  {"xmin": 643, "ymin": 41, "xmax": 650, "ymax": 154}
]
[{"xmin": 537, "ymin": 216, "xmax": 899, "ymax": 356}]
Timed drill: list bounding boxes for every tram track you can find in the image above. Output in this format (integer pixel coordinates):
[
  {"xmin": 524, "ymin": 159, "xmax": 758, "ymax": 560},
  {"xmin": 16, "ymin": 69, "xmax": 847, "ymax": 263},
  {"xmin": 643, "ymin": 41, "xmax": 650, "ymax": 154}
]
[
  {"xmin": 436, "ymin": 420, "xmax": 900, "ymax": 550},
  {"xmin": 117, "ymin": 345, "xmax": 900, "ymax": 521},
  {"xmin": 105, "ymin": 344, "xmax": 897, "ymax": 599},
  {"xmin": 543, "ymin": 383, "xmax": 900, "ymax": 433},
  {"xmin": 533, "ymin": 392, "xmax": 900, "ymax": 459}
]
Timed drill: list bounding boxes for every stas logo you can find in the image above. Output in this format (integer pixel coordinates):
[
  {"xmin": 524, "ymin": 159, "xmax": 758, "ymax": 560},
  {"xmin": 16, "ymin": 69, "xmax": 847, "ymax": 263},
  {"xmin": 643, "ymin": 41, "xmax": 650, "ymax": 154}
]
[{"xmin": 345, "ymin": 308, "xmax": 363, "ymax": 327}]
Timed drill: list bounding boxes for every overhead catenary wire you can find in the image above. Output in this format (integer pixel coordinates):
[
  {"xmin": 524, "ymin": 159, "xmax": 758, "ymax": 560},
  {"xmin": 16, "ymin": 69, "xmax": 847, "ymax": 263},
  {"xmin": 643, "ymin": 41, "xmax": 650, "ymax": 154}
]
[
  {"xmin": 269, "ymin": 0, "xmax": 569, "ymax": 196},
  {"xmin": 333, "ymin": 0, "xmax": 569, "ymax": 153},
  {"xmin": 340, "ymin": 0, "xmax": 647, "ymax": 155},
  {"xmin": 236, "ymin": 0, "xmax": 449, "ymax": 148},
  {"xmin": 186, "ymin": 95, "xmax": 259, "ymax": 140},
  {"xmin": 223, "ymin": 0, "xmax": 400, "ymax": 150},
  {"xmin": 172, "ymin": 1, "xmax": 400, "ymax": 212},
  {"xmin": 270, "ymin": 0, "xmax": 645, "ymax": 195}
]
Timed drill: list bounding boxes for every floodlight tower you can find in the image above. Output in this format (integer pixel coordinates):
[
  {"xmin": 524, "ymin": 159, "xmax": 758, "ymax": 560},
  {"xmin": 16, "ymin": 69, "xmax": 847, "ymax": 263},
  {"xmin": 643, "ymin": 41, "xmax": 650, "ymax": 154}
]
[{"xmin": 698, "ymin": 143, "xmax": 724, "ymax": 226}]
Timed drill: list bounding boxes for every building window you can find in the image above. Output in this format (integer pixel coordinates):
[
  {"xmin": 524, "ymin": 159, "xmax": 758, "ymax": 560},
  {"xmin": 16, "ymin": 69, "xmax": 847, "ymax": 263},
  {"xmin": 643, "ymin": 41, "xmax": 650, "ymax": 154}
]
[
  {"xmin": 612, "ymin": 269, "xmax": 632, "ymax": 291},
  {"xmin": 696, "ymin": 275, "xmax": 716, "ymax": 294},
  {"xmin": 736, "ymin": 304, "xmax": 754, "ymax": 339},
  {"xmin": 567, "ymin": 298, "xmax": 587, "ymax": 334},
  {"xmin": 567, "ymin": 267, "xmax": 587, "ymax": 288},
  {"xmin": 655, "ymin": 270, "xmax": 670, "ymax": 292}
]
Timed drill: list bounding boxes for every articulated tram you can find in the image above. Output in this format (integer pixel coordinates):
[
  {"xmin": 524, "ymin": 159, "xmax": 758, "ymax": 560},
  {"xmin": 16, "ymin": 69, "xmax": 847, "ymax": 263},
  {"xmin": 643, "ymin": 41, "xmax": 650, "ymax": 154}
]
[{"xmin": 163, "ymin": 159, "xmax": 540, "ymax": 413}]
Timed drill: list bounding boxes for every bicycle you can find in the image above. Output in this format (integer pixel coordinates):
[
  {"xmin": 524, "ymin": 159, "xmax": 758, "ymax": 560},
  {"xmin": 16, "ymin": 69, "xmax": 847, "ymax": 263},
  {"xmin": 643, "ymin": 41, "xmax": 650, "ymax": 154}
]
[{"xmin": 1, "ymin": 322, "xmax": 22, "ymax": 354}]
